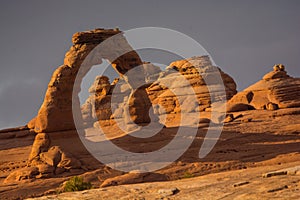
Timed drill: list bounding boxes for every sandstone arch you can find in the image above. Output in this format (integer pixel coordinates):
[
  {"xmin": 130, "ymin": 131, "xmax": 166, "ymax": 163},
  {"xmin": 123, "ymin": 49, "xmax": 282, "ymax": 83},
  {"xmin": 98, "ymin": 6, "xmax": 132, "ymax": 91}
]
[{"xmin": 28, "ymin": 28, "xmax": 152, "ymax": 133}]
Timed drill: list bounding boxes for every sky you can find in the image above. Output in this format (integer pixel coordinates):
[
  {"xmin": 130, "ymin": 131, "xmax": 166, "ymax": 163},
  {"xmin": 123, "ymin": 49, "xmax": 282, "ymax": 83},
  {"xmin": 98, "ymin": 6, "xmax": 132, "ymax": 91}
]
[{"xmin": 0, "ymin": 0, "xmax": 299, "ymax": 129}]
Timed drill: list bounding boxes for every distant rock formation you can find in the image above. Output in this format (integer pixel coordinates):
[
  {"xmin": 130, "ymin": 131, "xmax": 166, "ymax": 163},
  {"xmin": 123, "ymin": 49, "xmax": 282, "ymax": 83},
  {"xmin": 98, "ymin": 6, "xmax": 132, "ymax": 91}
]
[
  {"xmin": 228, "ymin": 64, "xmax": 300, "ymax": 110},
  {"xmin": 81, "ymin": 62, "xmax": 162, "ymax": 127},
  {"xmin": 81, "ymin": 76, "xmax": 113, "ymax": 126},
  {"xmin": 81, "ymin": 56, "xmax": 237, "ymax": 126},
  {"xmin": 147, "ymin": 56, "xmax": 237, "ymax": 114}
]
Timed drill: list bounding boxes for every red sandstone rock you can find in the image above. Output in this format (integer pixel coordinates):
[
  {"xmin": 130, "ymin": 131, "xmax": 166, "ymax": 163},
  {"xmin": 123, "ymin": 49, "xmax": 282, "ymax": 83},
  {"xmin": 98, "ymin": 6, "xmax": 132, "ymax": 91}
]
[
  {"xmin": 228, "ymin": 65, "xmax": 300, "ymax": 109},
  {"xmin": 148, "ymin": 56, "xmax": 237, "ymax": 114}
]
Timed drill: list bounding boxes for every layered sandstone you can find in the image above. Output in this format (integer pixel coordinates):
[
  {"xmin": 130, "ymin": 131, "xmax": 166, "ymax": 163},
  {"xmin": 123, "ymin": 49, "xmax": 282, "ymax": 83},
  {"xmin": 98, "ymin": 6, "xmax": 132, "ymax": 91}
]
[
  {"xmin": 81, "ymin": 63, "xmax": 162, "ymax": 126},
  {"xmin": 81, "ymin": 56, "xmax": 237, "ymax": 126},
  {"xmin": 228, "ymin": 64, "xmax": 300, "ymax": 110},
  {"xmin": 28, "ymin": 28, "xmax": 149, "ymax": 133},
  {"xmin": 24, "ymin": 28, "xmax": 156, "ymax": 179},
  {"xmin": 147, "ymin": 56, "xmax": 237, "ymax": 114},
  {"xmin": 81, "ymin": 76, "xmax": 115, "ymax": 127}
]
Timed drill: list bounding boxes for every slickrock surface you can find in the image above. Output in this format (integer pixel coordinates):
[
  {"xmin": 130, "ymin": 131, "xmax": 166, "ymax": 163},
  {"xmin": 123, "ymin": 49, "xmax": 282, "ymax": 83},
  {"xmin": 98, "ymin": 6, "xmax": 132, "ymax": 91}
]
[
  {"xmin": 26, "ymin": 162, "xmax": 300, "ymax": 200},
  {"xmin": 1, "ymin": 107, "xmax": 300, "ymax": 199}
]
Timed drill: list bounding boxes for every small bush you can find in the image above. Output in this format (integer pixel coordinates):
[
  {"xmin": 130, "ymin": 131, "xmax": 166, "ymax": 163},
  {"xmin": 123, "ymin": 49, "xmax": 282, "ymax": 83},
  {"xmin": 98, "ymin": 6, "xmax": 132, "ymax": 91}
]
[
  {"xmin": 62, "ymin": 176, "xmax": 92, "ymax": 192},
  {"xmin": 183, "ymin": 172, "xmax": 194, "ymax": 179}
]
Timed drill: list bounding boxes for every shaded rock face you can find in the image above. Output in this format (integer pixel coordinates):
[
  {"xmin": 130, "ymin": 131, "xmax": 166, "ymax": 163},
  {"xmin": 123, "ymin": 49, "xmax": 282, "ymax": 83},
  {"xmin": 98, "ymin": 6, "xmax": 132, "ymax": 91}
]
[
  {"xmin": 29, "ymin": 28, "xmax": 151, "ymax": 133},
  {"xmin": 81, "ymin": 76, "xmax": 113, "ymax": 126},
  {"xmin": 81, "ymin": 63, "xmax": 162, "ymax": 126},
  {"xmin": 228, "ymin": 64, "xmax": 300, "ymax": 110}
]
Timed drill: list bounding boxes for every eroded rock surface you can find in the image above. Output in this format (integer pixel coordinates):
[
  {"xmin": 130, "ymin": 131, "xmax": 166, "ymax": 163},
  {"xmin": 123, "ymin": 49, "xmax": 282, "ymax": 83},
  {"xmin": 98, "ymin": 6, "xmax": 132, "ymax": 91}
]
[
  {"xmin": 228, "ymin": 64, "xmax": 300, "ymax": 110},
  {"xmin": 147, "ymin": 56, "xmax": 237, "ymax": 115},
  {"xmin": 29, "ymin": 28, "xmax": 148, "ymax": 133},
  {"xmin": 81, "ymin": 56, "xmax": 237, "ymax": 126}
]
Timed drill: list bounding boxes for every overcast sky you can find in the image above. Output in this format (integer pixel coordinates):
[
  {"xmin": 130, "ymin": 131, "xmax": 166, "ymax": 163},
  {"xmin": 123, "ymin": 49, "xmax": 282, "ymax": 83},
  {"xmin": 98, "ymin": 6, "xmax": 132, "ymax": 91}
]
[{"xmin": 0, "ymin": 0, "xmax": 299, "ymax": 129}]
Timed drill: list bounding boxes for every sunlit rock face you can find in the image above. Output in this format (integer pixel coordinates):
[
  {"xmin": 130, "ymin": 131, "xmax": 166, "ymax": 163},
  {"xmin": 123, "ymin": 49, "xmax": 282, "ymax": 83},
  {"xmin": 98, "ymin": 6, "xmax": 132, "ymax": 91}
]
[
  {"xmin": 29, "ymin": 28, "xmax": 150, "ymax": 133},
  {"xmin": 81, "ymin": 56, "xmax": 237, "ymax": 126},
  {"xmin": 228, "ymin": 64, "xmax": 300, "ymax": 110},
  {"xmin": 147, "ymin": 56, "xmax": 237, "ymax": 115}
]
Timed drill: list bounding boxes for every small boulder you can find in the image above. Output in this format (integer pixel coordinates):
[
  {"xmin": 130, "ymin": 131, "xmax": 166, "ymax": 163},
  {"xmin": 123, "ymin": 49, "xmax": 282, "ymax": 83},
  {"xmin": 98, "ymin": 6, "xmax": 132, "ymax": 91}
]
[
  {"xmin": 57, "ymin": 152, "xmax": 82, "ymax": 169},
  {"xmin": 218, "ymin": 114, "xmax": 235, "ymax": 123},
  {"xmin": 224, "ymin": 114, "xmax": 234, "ymax": 123},
  {"xmin": 266, "ymin": 102, "xmax": 279, "ymax": 111},
  {"xmin": 273, "ymin": 64, "xmax": 285, "ymax": 72},
  {"xmin": 158, "ymin": 187, "xmax": 179, "ymax": 197},
  {"xmin": 36, "ymin": 164, "xmax": 55, "ymax": 178},
  {"xmin": 40, "ymin": 146, "xmax": 62, "ymax": 167}
]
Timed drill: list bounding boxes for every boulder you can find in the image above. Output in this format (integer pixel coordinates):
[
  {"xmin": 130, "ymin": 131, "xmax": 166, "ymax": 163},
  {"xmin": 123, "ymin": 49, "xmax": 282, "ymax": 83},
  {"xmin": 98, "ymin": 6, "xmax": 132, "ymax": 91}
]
[
  {"xmin": 36, "ymin": 164, "xmax": 55, "ymax": 178},
  {"xmin": 266, "ymin": 102, "xmax": 279, "ymax": 111},
  {"xmin": 37, "ymin": 145, "xmax": 81, "ymax": 170},
  {"xmin": 57, "ymin": 151, "xmax": 82, "ymax": 170},
  {"xmin": 39, "ymin": 146, "xmax": 62, "ymax": 167}
]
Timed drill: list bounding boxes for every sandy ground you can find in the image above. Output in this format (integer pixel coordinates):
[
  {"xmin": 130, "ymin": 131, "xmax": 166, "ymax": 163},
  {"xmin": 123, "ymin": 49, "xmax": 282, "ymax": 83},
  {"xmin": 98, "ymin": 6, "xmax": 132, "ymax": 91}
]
[{"xmin": 0, "ymin": 108, "xmax": 299, "ymax": 199}]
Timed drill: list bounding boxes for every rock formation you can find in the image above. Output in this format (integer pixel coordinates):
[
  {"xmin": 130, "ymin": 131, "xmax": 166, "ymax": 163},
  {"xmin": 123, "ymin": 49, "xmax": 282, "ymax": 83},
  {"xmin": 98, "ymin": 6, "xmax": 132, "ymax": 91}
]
[
  {"xmin": 147, "ymin": 56, "xmax": 237, "ymax": 115},
  {"xmin": 23, "ymin": 28, "xmax": 238, "ymax": 180},
  {"xmin": 81, "ymin": 56, "xmax": 237, "ymax": 126},
  {"xmin": 81, "ymin": 76, "xmax": 113, "ymax": 126},
  {"xmin": 23, "ymin": 28, "xmax": 160, "ymax": 179},
  {"xmin": 28, "ymin": 28, "xmax": 151, "ymax": 133},
  {"xmin": 81, "ymin": 62, "xmax": 162, "ymax": 127},
  {"xmin": 228, "ymin": 64, "xmax": 300, "ymax": 110}
]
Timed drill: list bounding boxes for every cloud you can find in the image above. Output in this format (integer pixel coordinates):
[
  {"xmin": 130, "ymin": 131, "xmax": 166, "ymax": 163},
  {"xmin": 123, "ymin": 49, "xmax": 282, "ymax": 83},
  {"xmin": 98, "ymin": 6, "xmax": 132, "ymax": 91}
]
[{"xmin": 0, "ymin": 79, "xmax": 44, "ymax": 129}]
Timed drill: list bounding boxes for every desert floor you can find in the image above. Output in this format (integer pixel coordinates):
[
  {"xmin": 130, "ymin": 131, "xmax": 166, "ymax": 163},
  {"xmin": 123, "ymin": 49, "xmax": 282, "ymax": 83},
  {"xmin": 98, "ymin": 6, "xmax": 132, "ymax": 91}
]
[{"xmin": 0, "ymin": 108, "xmax": 300, "ymax": 199}]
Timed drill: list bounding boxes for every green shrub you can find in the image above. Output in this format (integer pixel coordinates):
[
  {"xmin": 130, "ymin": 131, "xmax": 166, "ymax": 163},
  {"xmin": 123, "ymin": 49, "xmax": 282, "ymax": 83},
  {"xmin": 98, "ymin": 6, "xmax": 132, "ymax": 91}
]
[
  {"xmin": 183, "ymin": 171, "xmax": 194, "ymax": 179},
  {"xmin": 62, "ymin": 176, "xmax": 92, "ymax": 192}
]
